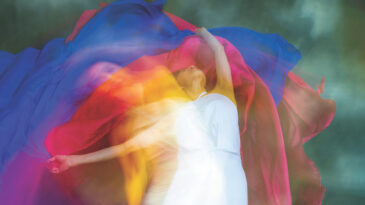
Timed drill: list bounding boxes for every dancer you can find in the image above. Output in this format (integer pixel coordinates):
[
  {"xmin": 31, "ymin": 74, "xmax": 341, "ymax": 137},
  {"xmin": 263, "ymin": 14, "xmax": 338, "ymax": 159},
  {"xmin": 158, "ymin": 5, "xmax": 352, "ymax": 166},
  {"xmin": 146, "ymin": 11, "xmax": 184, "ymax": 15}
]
[
  {"xmin": 0, "ymin": 1, "xmax": 336, "ymax": 204},
  {"xmin": 48, "ymin": 27, "xmax": 248, "ymax": 205}
]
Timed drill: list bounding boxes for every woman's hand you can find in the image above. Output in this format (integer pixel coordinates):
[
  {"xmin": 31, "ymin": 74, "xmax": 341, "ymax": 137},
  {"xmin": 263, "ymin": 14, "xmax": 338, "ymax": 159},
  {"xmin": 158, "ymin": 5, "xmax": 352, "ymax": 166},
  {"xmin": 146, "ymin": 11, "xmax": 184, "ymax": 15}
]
[
  {"xmin": 47, "ymin": 155, "xmax": 79, "ymax": 174},
  {"xmin": 195, "ymin": 27, "xmax": 209, "ymax": 37},
  {"xmin": 195, "ymin": 27, "xmax": 223, "ymax": 50}
]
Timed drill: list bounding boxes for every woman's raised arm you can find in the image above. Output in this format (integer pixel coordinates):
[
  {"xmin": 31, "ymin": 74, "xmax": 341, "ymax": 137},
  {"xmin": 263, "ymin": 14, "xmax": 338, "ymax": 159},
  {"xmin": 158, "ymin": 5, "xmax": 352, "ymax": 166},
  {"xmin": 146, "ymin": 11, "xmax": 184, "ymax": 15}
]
[{"xmin": 195, "ymin": 27, "xmax": 235, "ymax": 102}]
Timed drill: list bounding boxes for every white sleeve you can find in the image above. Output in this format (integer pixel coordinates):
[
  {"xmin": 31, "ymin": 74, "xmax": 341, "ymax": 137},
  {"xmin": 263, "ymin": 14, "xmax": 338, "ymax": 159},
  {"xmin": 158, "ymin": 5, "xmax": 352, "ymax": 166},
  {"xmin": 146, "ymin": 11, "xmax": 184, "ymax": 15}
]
[{"xmin": 211, "ymin": 98, "xmax": 241, "ymax": 153}]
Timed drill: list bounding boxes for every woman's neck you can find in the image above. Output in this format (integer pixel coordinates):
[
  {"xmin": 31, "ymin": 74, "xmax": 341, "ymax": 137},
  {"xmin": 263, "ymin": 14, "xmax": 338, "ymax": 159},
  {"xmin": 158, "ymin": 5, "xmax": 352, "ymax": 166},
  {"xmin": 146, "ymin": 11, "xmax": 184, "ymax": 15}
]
[{"xmin": 186, "ymin": 85, "xmax": 206, "ymax": 100}]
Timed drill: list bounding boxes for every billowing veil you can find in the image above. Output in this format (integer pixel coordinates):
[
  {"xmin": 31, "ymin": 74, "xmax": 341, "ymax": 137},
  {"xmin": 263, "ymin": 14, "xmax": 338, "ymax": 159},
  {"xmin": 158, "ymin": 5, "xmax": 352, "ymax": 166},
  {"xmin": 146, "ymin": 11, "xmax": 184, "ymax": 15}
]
[{"xmin": 0, "ymin": 0, "xmax": 335, "ymax": 205}]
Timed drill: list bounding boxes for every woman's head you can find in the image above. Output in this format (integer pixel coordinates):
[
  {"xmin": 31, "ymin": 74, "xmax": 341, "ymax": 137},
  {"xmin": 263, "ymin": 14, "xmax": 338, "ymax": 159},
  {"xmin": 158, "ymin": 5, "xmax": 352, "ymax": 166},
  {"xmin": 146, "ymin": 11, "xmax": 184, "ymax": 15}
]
[
  {"xmin": 175, "ymin": 65, "xmax": 206, "ymax": 89},
  {"xmin": 175, "ymin": 65, "xmax": 207, "ymax": 98}
]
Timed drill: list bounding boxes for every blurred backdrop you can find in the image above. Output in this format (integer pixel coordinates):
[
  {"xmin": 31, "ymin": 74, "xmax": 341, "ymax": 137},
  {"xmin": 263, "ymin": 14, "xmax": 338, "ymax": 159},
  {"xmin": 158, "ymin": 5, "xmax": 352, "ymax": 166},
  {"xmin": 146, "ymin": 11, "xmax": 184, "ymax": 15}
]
[{"xmin": 1, "ymin": 0, "xmax": 364, "ymax": 204}]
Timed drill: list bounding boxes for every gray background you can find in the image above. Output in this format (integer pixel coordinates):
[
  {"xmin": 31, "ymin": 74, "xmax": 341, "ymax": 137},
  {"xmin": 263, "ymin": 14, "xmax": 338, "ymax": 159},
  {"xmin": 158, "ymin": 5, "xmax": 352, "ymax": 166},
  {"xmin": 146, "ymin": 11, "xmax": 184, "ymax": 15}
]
[{"xmin": 1, "ymin": 0, "xmax": 364, "ymax": 204}]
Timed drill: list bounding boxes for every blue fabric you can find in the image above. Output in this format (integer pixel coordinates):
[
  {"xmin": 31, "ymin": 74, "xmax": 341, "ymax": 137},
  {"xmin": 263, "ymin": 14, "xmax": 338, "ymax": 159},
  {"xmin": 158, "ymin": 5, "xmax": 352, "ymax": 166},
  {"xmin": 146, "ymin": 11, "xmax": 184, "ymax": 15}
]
[
  {"xmin": 0, "ymin": 0, "xmax": 300, "ymax": 175},
  {"xmin": 0, "ymin": 0, "xmax": 190, "ymax": 173}
]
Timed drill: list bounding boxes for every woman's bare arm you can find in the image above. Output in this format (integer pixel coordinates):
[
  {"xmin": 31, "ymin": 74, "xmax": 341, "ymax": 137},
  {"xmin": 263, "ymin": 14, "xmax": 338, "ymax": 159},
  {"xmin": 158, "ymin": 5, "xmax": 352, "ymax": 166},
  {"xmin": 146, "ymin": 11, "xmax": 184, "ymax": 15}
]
[
  {"xmin": 48, "ymin": 111, "xmax": 176, "ymax": 173},
  {"xmin": 74, "ymin": 127, "xmax": 159, "ymax": 165},
  {"xmin": 196, "ymin": 27, "xmax": 235, "ymax": 102}
]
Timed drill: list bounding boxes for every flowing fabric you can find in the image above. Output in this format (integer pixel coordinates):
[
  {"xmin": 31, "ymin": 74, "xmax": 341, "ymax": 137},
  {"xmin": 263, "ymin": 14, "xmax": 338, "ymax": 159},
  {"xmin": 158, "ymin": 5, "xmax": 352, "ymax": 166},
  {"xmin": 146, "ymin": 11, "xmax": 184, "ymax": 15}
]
[{"xmin": 0, "ymin": 0, "xmax": 335, "ymax": 205}]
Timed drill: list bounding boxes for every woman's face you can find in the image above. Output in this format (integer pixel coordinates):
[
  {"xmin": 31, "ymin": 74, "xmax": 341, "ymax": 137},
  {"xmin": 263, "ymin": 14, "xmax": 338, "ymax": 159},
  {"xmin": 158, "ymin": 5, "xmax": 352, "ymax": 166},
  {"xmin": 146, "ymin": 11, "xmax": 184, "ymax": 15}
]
[{"xmin": 176, "ymin": 65, "xmax": 206, "ymax": 91}]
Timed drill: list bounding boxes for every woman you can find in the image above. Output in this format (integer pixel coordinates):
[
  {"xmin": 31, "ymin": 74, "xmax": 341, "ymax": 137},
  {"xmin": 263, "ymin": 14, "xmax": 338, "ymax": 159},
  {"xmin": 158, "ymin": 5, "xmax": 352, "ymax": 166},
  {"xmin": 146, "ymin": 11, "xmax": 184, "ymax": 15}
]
[{"xmin": 48, "ymin": 27, "xmax": 248, "ymax": 205}]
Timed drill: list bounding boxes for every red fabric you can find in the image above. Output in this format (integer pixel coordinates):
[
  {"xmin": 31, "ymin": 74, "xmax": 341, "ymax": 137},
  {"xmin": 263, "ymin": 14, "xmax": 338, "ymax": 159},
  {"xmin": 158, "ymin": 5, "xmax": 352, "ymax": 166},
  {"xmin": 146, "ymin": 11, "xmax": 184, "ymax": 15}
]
[
  {"xmin": 46, "ymin": 10, "xmax": 336, "ymax": 205},
  {"xmin": 164, "ymin": 12, "xmax": 198, "ymax": 31}
]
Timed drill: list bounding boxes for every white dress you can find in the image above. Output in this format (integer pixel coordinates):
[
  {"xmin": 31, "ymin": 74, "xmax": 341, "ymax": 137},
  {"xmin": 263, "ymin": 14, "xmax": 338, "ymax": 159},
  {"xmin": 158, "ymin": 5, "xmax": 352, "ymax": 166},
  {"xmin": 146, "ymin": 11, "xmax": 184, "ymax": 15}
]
[{"xmin": 163, "ymin": 93, "xmax": 248, "ymax": 205}]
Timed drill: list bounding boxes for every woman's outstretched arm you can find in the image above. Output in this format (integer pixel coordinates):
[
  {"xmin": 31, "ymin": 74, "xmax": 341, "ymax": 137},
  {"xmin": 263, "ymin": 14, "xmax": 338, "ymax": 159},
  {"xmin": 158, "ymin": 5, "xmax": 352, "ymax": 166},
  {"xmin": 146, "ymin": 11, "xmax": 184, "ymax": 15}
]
[
  {"xmin": 196, "ymin": 27, "xmax": 235, "ymax": 102},
  {"xmin": 48, "ymin": 110, "xmax": 175, "ymax": 174}
]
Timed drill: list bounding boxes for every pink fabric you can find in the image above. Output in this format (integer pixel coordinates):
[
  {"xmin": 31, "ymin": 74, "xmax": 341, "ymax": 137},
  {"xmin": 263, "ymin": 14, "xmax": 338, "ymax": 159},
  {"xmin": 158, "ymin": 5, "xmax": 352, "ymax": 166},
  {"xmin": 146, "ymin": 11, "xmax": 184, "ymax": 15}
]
[
  {"xmin": 277, "ymin": 73, "xmax": 336, "ymax": 204},
  {"xmin": 0, "ymin": 152, "xmax": 46, "ymax": 205}
]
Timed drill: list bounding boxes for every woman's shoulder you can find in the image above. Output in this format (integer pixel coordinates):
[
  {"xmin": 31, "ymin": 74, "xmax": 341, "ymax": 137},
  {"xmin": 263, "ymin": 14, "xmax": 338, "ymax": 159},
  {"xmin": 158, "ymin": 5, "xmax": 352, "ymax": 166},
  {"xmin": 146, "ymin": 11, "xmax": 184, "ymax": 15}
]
[
  {"xmin": 198, "ymin": 93, "xmax": 237, "ymax": 114},
  {"xmin": 204, "ymin": 93, "xmax": 236, "ymax": 106},
  {"xmin": 210, "ymin": 86, "xmax": 236, "ymax": 105}
]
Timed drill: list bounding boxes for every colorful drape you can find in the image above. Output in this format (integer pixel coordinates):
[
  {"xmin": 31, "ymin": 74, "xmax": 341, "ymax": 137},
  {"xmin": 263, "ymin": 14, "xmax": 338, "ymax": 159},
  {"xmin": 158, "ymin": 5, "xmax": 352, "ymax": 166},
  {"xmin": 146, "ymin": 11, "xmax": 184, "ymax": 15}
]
[{"xmin": 0, "ymin": 0, "xmax": 335, "ymax": 204}]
